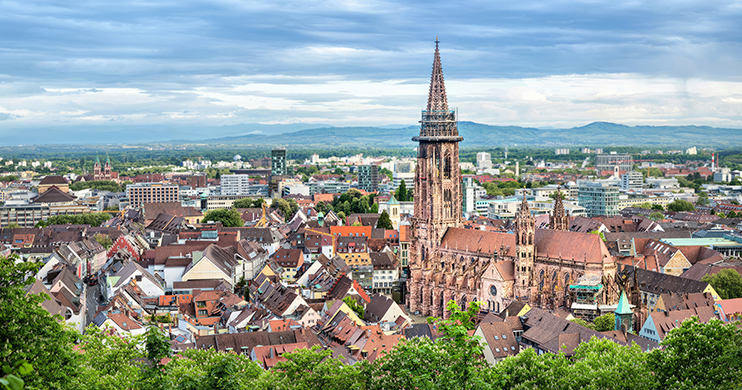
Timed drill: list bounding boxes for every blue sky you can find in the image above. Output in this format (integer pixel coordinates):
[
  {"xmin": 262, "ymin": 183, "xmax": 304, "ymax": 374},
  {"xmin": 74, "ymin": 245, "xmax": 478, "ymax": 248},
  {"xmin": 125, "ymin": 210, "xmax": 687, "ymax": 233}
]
[{"xmin": 1, "ymin": 0, "xmax": 742, "ymax": 140}]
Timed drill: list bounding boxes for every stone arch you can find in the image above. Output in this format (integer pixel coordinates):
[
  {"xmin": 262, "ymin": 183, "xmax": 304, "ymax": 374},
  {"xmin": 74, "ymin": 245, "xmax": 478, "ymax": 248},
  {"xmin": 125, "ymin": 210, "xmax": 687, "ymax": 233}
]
[
  {"xmin": 443, "ymin": 151, "xmax": 452, "ymax": 179},
  {"xmin": 460, "ymin": 294, "xmax": 468, "ymax": 311},
  {"xmin": 539, "ymin": 269, "xmax": 545, "ymax": 291}
]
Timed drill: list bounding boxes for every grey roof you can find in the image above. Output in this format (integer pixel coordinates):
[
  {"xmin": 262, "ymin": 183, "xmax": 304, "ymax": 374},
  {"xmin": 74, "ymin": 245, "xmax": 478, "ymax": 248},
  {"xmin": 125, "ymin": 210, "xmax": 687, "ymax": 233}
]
[
  {"xmin": 113, "ymin": 261, "xmax": 162, "ymax": 290},
  {"xmin": 364, "ymin": 293, "xmax": 395, "ymax": 323},
  {"xmin": 619, "ymin": 264, "xmax": 710, "ymax": 295},
  {"xmin": 521, "ymin": 308, "xmax": 625, "ymax": 355}
]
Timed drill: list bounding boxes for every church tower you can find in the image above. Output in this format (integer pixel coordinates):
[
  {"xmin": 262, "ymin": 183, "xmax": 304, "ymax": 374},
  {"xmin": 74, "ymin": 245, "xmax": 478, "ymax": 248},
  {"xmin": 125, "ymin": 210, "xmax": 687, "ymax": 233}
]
[
  {"xmin": 407, "ymin": 38, "xmax": 463, "ymax": 314},
  {"xmin": 104, "ymin": 156, "xmax": 112, "ymax": 180},
  {"xmin": 514, "ymin": 196, "xmax": 535, "ymax": 301},
  {"xmin": 93, "ymin": 156, "xmax": 101, "ymax": 180},
  {"xmin": 614, "ymin": 291, "xmax": 634, "ymax": 332},
  {"xmin": 550, "ymin": 188, "xmax": 568, "ymax": 231}
]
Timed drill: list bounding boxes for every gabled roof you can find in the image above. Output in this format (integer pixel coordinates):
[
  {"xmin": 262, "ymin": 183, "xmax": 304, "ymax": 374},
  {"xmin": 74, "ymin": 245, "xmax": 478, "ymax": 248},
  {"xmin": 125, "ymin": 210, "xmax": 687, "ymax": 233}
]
[
  {"xmin": 535, "ymin": 229, "xmax": 613, "ymax": 264},
  {"xmin": 647, "ymin": 306, "xmax": 717, "ymax": 340},
  {"xmin": 440, "ymin": 227, "xmax": 515, "ymax": 256},
  {"xmin": 521, "ymin": 308, "xmax": 625, "ymax": 355},
  {"xmin": 32, "ymin": 186, "xmax": 76, "ymax": 204},
  {"xmin": 364, "ymin": 293, "xmax": 395, "ymax": 323},
  {"xmin": 620, "ymin": 265, "xmax": 710, "ymax": 296},
  {"xmin": 39, "ymin": 176, "xmax": 68, "ymax": 185}
]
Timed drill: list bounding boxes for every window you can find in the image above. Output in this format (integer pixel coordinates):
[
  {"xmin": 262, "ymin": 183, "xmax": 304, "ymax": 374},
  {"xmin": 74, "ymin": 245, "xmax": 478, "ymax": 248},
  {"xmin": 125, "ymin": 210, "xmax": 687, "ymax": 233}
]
[{"xmin": 198, "ymin": 310, "xmax": 208, "ymax": 316}]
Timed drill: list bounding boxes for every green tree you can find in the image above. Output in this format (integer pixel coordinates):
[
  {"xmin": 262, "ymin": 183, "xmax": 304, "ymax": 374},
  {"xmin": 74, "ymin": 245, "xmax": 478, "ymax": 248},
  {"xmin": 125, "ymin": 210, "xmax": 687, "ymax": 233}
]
[
  {"xmin": 376, "ymin": 210, "xmax": 393, "ymax": 230},
  {"xmin": 135, "ymin": 327, "xmax": 172, "ymax": 390},
  {"xmin": 637, "ymin": 202, "xmax": 653, "ymax": 209},
  {"xmin": 333, "ymin": 167, "xmax": 344, "ymax": 175},
  {"xmin": 257, "ymin": 346, "xmax": 359, "ymax": 390},
  {"xmin": 342, "ymin": 296, "xmax": 364, "ymax": 318},
  {"xmin": 72, "ymin": 326, "xmax": 146, "ymax": 390},
  {"xmin": 651, "ymin": 204, "xmax": 664, "ymax": 211},
  {"xmin": 35, "ymin": 212, "xmax": 112, "ymax": 228},
  {"xmin": 396, "ymin": 180, "xmax": 408, "ymax": 202},
  {"xmin": 666, "ymin": 199, "xmax": 696, "ymax": 212},
  {"xmin": 649, "ymin": 212, "xmax": 664, "ymax": 221},
  {"xmin": 702, "ymin": 269, "xmax": 742, "ymax": 299},
  {"xmin": 365, "ymin": 300, "xmax": 487, "ymax": 390},
  {"xmin": 233, "ymin": 198, "xmax": 264, "ymax": 208},
  {"xmin": 0, "ymin": 255, "xmax": 79, "ymax": 390},
  {"xmin": 369, "ymin": 203, "xmax": 379, "ymax": 213},
  {"xmin": 648, "ymin": 317, "xmax": 742, "ymax": 390},
  {"xmin": 697, "ymin": 192, "xmax": 710, "ymax": 206},
  {"xmin": 592, "ymin": 312, "xmax": 615, "ymax": 332},
  {"xmin": 728, "ymin": 210, "xmax": 737, "ymax": 218},
  {"xmin": 201, "ymin": 208, "xmax": 243, "ymax": 227},
  {"xmin": 92, "ymin": 233, "xmax": 113, "ymax": 249},
  {"xmin": 5, "ymin": 222, "xmax": 20, "ymax": 229}
]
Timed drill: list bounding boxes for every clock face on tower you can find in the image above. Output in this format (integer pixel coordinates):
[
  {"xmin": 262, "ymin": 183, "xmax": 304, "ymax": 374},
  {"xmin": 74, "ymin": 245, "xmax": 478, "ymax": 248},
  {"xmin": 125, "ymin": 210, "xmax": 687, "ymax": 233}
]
[{"xmin": 489, "ymin": 285, "xmax": 497, "ymax": 297}]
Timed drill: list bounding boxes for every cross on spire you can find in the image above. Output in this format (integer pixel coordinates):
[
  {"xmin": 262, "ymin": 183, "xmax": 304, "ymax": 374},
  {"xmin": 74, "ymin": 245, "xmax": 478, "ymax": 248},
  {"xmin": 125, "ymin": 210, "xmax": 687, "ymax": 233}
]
[{"xmin": 426, "ymin": 37, "xmax": 449, "ymax": 112}]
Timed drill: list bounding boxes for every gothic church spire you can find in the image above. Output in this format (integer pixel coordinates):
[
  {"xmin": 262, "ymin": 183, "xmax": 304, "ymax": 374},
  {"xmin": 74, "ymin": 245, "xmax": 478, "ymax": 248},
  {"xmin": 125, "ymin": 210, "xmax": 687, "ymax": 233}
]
[{"xmin": 426, "ymin": 37, "xmax": 449, "ymax": 112}]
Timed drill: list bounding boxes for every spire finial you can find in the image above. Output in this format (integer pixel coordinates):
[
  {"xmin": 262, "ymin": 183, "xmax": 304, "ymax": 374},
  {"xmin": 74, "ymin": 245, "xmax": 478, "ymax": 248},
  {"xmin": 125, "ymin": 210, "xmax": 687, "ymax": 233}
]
[{"xmin": 435, "ymin": 36, "xmax": 439, "ymax": 48}]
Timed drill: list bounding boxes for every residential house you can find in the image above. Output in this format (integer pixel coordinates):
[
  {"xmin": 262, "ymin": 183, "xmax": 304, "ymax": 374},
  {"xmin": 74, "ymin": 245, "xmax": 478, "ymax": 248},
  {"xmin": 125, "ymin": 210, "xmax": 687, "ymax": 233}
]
[
  {"xmin": 639, "ymin": 306, "xmax": 717, "ymax": 343},
  {"xmin": 370, "ymin": 251, "xmax": 400, "ymax": 295},
  {"xmin": 270, "ymin": 248, "xmax": 303, "ymax": 283},
  {"xmin": 475, "ymin": 321, "xmax": 519, "ymax": 364}
]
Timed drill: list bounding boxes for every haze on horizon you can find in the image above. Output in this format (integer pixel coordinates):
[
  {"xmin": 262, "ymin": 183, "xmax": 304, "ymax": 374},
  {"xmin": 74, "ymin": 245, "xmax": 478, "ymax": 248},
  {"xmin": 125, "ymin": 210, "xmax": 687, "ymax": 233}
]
[{"xmin": 1, "ymin": 0, "xmax": 742, "ymax": 141}]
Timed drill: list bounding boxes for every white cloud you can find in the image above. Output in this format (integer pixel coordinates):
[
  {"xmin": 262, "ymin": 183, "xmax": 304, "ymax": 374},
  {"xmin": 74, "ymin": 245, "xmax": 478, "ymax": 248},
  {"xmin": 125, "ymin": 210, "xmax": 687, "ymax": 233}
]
[{"xmin": 1, "ymin": 73, "xmax": 742, "ymax": 130}]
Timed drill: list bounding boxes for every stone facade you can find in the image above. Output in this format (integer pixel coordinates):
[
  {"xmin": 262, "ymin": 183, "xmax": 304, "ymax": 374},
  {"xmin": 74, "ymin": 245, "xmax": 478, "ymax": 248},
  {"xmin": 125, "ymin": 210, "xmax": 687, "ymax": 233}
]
[{"xmin": 406, "ymin": 41, "xmax": 621, "ymax": 319}]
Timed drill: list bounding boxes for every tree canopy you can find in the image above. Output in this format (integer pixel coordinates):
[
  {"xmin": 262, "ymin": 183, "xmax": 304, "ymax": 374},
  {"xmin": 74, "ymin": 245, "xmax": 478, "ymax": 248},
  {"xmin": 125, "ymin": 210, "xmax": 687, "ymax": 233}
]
[
  {"xmin": 376, "ymin": 210, "xmax": 393, "ymax": 230},
  {"xmin": 396, "ymin": 179, "xmax": 409, "ymax": 202},
  {"xmin": 201, "ymin": 208, "xmax": 243, "ymax": 227},
  {"xmin": 35, "ymin": 212, "xmax": 112, "ymax": 228},
  {"xmin": 702, "ymin": 269, "xmax": 742, "ymax": 300},
  {"xmin": 666, "ymin": 199, "xmax": 696, "ymax": 212},
  {"xmin": 233, "ymin": 197, "xmax": 265, "ymax": 209}
]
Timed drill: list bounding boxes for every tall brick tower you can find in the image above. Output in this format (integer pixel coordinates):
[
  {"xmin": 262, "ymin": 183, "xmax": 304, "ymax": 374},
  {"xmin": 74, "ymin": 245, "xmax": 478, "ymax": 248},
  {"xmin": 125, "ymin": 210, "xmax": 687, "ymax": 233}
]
[{"xmin": 407, "ymin": 38, "xmax": 463, "ymax": 314}]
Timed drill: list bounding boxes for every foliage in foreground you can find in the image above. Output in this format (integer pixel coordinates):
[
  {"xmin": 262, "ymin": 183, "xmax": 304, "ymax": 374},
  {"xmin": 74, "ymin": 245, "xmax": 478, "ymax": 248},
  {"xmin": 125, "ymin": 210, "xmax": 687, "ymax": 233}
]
[{"xmin": 2, "ymin": 256, "xmax": 742, "ymax": 390}]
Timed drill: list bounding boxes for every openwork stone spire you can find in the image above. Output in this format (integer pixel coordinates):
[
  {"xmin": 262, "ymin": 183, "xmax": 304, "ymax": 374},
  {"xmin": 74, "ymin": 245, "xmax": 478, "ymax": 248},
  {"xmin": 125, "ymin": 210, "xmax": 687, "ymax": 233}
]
[
  {"xmin": 426, "ymin": 38, "xmax": 449, "ymax": 112},
  {"xmin": 415, "ymin": 38, "xmax": 460, "ymax": 140},
  {"xmin": 551, "ymin": 187, "xmax": 568, "ymax": 231}
]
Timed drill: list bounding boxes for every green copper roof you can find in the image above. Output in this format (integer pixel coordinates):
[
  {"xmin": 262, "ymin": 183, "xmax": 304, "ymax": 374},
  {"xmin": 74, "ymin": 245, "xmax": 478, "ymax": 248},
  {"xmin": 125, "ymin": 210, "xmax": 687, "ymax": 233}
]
[
  {"xmin": 387, "ymin": 195, "xmax": 399, "ymax": 205},
  {"xmin": 616, "ymin": 291, "xmax": 632, "ymax": 315}
]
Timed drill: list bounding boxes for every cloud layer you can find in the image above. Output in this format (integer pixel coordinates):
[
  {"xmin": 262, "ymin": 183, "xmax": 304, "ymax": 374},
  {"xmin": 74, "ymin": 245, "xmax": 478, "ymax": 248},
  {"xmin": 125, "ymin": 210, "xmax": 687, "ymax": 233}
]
[{"xmin": 1, "ymin": 0, "xmax": 742, "ymax": 135}]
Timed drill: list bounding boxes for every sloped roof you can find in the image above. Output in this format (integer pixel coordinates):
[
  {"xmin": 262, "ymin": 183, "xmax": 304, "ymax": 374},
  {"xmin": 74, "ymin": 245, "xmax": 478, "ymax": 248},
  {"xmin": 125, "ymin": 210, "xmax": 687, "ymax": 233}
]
[
  {"xmin": 32, "ymin": 186, "xmax": 76, "ymax": 204},
  {"xmin": 39, "ymin": 176, "xmax": 68, "ymax": 185},
  {"xmin": 364, "ymin": 293, "xmax": 395, "ymax": 323},
  {"xmin": 535, "ymin": 229, "xmax": 613, "ymax": 264},
  {"xmin": 478, "ymin": 321, "xmax": 519, "ymax": 359},
  {"xmin": 439, "ymin": 227, "xmax": 515, "ymax": 256},
  {"xmin": 648, "ymin": 306, "xmax": 717, "ymax": 340},
  {"xmin": 521, "ymin": 308, "xmax": 624, "ymax": 354},
  {"xmin": 619, "ymin": 265, "xmax": 710, "ymax": 296}
]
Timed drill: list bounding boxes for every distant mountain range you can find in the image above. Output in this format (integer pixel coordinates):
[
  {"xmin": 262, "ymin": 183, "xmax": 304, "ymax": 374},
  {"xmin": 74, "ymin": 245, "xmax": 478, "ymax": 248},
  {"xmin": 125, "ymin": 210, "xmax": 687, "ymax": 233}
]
[
  {"xmin": 1, "ymin": 121, "xmax": 740, "ymax": 148},
  {"xmin": 198, "ymin": 121, "xmax": 742, "ymax": 148}
]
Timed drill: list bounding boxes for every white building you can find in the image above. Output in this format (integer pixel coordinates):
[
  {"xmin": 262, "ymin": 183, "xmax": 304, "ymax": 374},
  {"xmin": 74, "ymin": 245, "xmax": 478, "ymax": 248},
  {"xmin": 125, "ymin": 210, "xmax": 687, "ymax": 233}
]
[{"xmin": 476, "ymin": 152, "xmax": 493, "ymax": 170}]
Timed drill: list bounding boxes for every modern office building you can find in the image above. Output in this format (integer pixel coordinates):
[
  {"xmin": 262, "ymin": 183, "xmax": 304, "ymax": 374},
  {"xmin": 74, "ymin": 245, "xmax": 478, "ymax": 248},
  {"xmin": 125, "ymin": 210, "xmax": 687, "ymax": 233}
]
[
  {"xmin": 126, "ymin": 183, "xmax": 180, "ymax": 206},
  {"xmin": 476, "ymin": 152, "xmax": 492, "ymax": 170},
  {"xmin": 358, "ymin": 165, "xmax": 379, "ymax": 192},
  {"xmin": 596, "ymin": 154, "xmax": 633, "ymax": 174},
  {"xmin": 271, "ymin": 148, "xmax": 287, "ymax": 176},
  {"xmin": 578, "ymin": 181, "xmax": 620, "ymax": 217},
  {"xmin": 620, "ymin": 171, "xmax": 644, "ymax": 190}
]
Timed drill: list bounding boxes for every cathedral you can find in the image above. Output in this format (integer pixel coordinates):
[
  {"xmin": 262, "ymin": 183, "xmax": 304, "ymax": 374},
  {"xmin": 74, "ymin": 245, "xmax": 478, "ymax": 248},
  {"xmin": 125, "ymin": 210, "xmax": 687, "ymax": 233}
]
[
  {"xmin": 406, "ymin": 41, "xmax": 620, "ymax": 318},
  {"xmin": 93, "ymin": 156, "xmax": 115, "ymax": 181}
]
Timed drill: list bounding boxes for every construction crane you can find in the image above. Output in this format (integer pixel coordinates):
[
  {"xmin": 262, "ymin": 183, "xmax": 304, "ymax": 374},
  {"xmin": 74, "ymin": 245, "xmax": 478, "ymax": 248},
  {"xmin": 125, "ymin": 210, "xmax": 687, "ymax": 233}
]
[
  {"xmin": 303, "ymin": 227, "xmax": 337, "ymax": 258},
  {"xmin": 255, "ymin": 202, "xmax": 269, "ymax": 228}
]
